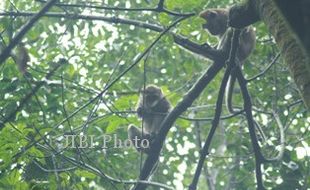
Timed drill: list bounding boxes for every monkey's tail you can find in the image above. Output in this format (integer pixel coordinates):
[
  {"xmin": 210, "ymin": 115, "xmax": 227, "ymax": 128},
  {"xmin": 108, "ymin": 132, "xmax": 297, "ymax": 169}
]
[
  {"xmin": 225, "ymin": 72, "xmax": 239, "ymax": 114},
  {"xmin": 226, "ymin": 76, "xmax": 267, "ymax": 142}
]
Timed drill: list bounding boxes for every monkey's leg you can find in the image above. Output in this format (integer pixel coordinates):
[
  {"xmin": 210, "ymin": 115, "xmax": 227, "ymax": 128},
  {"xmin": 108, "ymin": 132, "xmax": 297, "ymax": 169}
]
[{"xmin": 127, "ymin": 124, "xmax": 151, "ymax": 153}]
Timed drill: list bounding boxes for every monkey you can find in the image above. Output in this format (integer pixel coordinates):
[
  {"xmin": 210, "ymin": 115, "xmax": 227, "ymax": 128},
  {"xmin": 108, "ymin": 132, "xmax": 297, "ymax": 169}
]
[
  {"xmin": 128, "ymin": 85, "xmax": 171, "ymax": 153},
  {"xmin": 199, "ymin": 8, "xmax": 256, "ymax": 114},
  {"xmin": 11, "ymin": 43, "xmax": 29, "ymax": 75},
  {"xmin": 199, "ymin": 9, "xmax": 268, "ymax": 142}
]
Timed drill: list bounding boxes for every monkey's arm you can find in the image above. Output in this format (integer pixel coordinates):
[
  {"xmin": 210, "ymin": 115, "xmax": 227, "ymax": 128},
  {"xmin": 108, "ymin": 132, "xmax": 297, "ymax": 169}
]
[
  {"xmin": 173, "ymin": 35, "xmax": 224, "ymax": 60},
  {"xmin": 218, "ymin": 28, "xmax": 234, "ymax": 59},
  {"xmin": 137, "ymin": 106, "xmax": 144, "ymax": 118},
  {"xmin": 152, "ymin": 97, "xmax": 171, "ymax": 113},
  {"xmin": 137, "ymin": 105, "xmax": 154, "ymax": 120},
  {"xmin": 137, "ymin": 96, "xmax": 170, "ymax": 118}
]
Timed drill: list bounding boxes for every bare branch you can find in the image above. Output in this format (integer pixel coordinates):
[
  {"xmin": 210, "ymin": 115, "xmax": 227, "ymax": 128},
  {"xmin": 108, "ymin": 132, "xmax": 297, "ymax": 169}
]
[
  {"xmin": 236, "ymin": 62, "xmax": 266, "ymax": 189},
  {"xmin": 267, "ymin": 111, "xmax": 285, "ymax": 161},
  {"xmin": 36, "ymin": 0, "xmax": 194, "ymax": 17},
  {"xmin": 247, "ymin": 52, "xmax": 281, "ymax": 82}
]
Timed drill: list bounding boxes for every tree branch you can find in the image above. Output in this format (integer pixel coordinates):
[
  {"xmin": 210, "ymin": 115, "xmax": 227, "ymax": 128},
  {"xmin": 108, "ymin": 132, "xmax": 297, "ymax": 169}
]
[
  {"xmin": 132, "ymin": 59, "xmax": 226, "ymax": 190},
  {"xmin": 247, "ymin": 52, "xmax": 281, "ymax": 82},
  {"xmin": 0, "ymin": 11, "xmax": 218, "ymax": 61},
  {"xmin": 236, "ymin": 66, "xmax": 265, "ymax": 189},
  {"xmin": 0, "ymin": 0, "xmax": 58, "ymax": 65},
  {"xmin": 36, "ymin": 0, "xmax": 195, "ymax": 17},
  {"xmin": 229, "ymin": 0, "xmax": 260, "ymax": 28},
  {"xmin": 189, "ymin": 29, "xmax": 241, "ymax": 190},
  {"xmin": 0, "ymin": 59, "xmax": 67, "ymax": 130}
]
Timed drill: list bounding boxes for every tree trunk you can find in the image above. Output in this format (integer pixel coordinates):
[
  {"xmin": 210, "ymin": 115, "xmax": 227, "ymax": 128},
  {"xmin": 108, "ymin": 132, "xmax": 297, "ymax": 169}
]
[
  {"xmin": 259, "ymin": 0, "xmax": 310, "ymax": 109},
  {"xmin": 230, "ymin": 0, "xmax": 310, "ymax": 109}
]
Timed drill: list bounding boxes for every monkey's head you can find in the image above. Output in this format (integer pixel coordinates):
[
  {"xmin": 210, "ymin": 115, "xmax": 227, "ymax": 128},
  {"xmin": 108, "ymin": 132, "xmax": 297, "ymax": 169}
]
[
  {"xmin": 143, "ymin": 85, "xmax": 163, "ymax": 106},
  {"xmin": 199, "ymin": 9, "xmax": 228, "ymax": 37}
]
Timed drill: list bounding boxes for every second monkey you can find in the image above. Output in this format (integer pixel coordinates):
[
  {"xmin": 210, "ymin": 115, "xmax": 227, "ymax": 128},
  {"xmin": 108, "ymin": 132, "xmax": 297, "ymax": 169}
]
[
  {"xmin": 199, "ymin": 8, "xmax": 256, "ymax": 113},
  {"xmin": 128, "ymin": 85, "xmax": 171, "ymax": 153}
]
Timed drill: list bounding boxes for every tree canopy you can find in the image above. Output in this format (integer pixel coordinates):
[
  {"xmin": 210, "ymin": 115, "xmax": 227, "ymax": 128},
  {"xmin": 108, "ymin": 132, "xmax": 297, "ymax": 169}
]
[{"xmin": 0, "ymin": 0, "xmax": 309, "ymax": 190}]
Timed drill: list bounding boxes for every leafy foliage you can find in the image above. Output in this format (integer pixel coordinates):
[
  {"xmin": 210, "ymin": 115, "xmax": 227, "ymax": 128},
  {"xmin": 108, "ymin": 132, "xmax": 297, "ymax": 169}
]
[{"xmin": 0, "ymin": 0, "xmax": 308, "ymax": 190}]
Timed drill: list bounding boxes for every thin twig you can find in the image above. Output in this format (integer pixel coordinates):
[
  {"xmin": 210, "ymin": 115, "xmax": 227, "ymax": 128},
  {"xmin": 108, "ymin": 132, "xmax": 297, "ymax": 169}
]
[
  {"xmin": 35, "ymin": 0, "xmax": 194, "ymax": 17},
  {"xmin": 247, "ymin": 52, "xmax": 281, "ymax": 82}
]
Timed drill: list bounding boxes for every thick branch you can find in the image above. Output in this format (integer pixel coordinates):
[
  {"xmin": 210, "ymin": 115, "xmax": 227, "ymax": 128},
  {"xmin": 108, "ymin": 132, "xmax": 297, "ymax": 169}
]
[
  {"xmin": 229, "ymin": 0, "xmax": 260, "ymax": 28},
  {"xmin": 133, "ymin": 61, "xmax": 225, "ymax": 190},
  {"xmin": 229, "ymin": 0, "xmax": 310, "ymax": 109},
  {"xmin": 236, "ymin": 67, "xmax": 265, "ymax": 190},
  {"xmin": 189, "ymin": 29, "xmax": 241, "ymax": 190},
  {"xmin": 273, "ymin": 0, "xmax": 310, "ymax": 64}
]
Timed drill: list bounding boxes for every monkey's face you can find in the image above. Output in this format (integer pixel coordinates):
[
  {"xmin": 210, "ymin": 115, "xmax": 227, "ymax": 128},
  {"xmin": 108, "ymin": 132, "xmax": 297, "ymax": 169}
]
[
  {"xmin": 145, "ymin": 94, "xmax": 159, "ymax": 105},
  {"xmin": 143, "ymin": 86, "xmax": 162, "ymax": 106},
  {"xmin": 199, "ymin": 9, "xmax": 228, "ymax": 36},
  {"xmin": 200, "ymin": 10, "xmax": 217, "ymax": 34}
]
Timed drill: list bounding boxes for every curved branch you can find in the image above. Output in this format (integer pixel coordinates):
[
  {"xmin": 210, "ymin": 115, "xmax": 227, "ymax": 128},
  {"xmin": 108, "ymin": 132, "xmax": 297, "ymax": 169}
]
[
  {"xmin": 267, "ymin": 111, "xmax": 285, "ymax": 161},
  {"xmin": 247, "ymin": 52, "xmax": 281, "ymax": 82},
  {"xmin": 0, "ymin": 11, "xmax": 218, "ymax": 60}
]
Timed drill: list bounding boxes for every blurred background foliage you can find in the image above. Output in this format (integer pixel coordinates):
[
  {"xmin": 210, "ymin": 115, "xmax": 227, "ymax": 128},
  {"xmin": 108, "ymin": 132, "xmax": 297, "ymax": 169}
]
[{"xmin": 0, "ymin": 0, "xmax": 308, "ymax": 189}]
